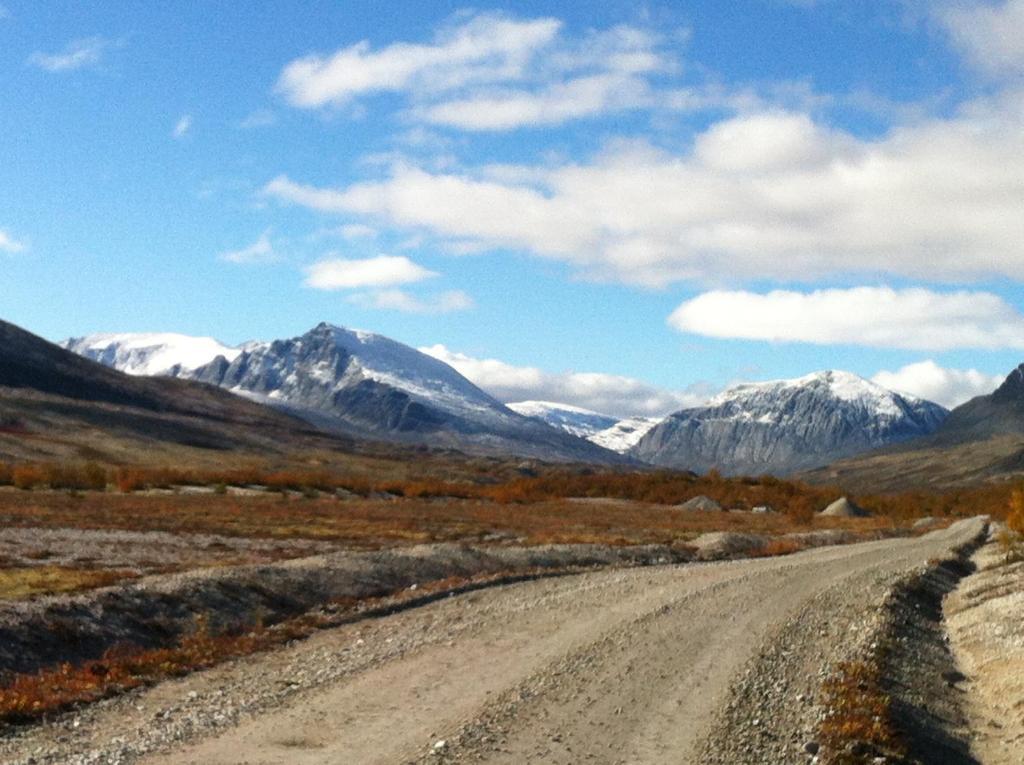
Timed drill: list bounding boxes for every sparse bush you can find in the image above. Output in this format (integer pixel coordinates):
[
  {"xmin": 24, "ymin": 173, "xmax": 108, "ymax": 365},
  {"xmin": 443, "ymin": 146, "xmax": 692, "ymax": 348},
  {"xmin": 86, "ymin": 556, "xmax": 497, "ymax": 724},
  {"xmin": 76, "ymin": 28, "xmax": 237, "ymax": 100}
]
[{"xmin": 12, "ymin": 464, "xmax": 46, "ymax": 490}]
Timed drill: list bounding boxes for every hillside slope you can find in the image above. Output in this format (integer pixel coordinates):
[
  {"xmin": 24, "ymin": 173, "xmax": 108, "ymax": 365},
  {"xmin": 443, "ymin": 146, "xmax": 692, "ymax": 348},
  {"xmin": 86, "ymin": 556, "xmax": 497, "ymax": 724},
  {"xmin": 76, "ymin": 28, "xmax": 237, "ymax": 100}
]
[{"xmin": 0, "ymin": 319, "xmax": 349, "ymax": 464}]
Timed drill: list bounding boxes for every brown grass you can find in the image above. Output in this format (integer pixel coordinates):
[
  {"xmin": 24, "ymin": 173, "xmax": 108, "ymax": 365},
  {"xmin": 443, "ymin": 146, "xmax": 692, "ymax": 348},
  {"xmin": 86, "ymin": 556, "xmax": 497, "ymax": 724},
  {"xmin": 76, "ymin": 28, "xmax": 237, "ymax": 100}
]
[
  {"xmin": 819, "ymin": 659, "xmax": 904, "ymax": 764},
  {"xmin": 0, "ymin": 567, "xmax": 138, "ymax": 600},
  {"xmin": 0, "ymin": 491, "xmax": 901, "ymax": 549},
  {"xmin": 0, "ymin": 568, "xmax": 558, "ymax": 725}
]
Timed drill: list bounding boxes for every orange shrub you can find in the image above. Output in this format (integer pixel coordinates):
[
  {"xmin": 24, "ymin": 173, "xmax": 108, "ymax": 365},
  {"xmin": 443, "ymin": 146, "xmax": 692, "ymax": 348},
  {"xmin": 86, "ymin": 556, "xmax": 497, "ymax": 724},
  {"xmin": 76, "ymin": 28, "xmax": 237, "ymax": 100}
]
[
  {"xmin": 1007, "ymin": 488, "xmax": 1024, "ymax": 535},
  {"xmin": 12, "ymin": 464, "xmax": 47, "ymax": 490}
]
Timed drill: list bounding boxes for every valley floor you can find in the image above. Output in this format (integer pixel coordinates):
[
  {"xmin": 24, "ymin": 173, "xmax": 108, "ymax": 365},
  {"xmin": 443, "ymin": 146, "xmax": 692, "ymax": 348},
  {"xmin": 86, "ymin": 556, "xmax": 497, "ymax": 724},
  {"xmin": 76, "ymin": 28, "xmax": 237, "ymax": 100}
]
[{"xmin": 0, "ymin": 518, "xmax": 992, "ymax": 765}]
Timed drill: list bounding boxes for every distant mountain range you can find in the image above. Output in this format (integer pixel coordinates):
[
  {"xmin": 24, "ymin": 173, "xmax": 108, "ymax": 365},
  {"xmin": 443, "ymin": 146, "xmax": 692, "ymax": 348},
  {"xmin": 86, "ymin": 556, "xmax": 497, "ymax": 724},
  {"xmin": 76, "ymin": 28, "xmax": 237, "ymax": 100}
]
[
  {"xmin": 62, "ymin": 321, "xmax": 1024, "ymax": 485},
  {"xmin": 631, "ymin": 370, "xmax": 949, "ymax": 476},
  {"xmin": 506, "ymin": 401, "xmax": 659, "ymax": 453},
  {"xmin": 63, "ymin": 324, "xmax": 622, "ymax": 464}
]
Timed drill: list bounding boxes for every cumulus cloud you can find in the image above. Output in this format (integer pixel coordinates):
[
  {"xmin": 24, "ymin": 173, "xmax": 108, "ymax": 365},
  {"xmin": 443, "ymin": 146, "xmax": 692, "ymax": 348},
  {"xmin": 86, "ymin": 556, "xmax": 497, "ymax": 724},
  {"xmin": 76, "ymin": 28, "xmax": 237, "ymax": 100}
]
[
  {"xmin": 349, "ymin": 289, "xmax": 473, "ymax": 314},
  {"xmin": 304, "ymin": 255, "xmax": 436, "ymax": 289},
  {"xmin": 940, "ymin": 0, "xmax": 1024, "ymax": 76},
  {"xmin": 276, "ymin": 13, "xmax": 561, "ymax": 108},
  {"xmin": 871, "ymin": 360, "xmax": 1003, "ymax": 408},
  {"xmin": 420, "ymin": 345, "xmax": 706, "ymax": 418},
  {"xmin": 28, "ymin": 36, "xmax": 111, "ymax": 72},
  {"xmin": 275, "ymin": 14, "xmax": 690, "ymax": 130},
  {"xmin": 668, "ymin": 287, "xmax": 1024, "ymax": 351},
  {"xmin": 0, "ymin": 229, "xmax": 26, "ymax": 254},
  {"xmin": 219, "ymin": 230, "xmax": 277, "ymax": 264},
  {"xmin": 172, "ymin": 115, "xmax": 193, "ymax": 139},
  {"xmin": 263, "ymin": 93, "xmax": 1024, "ymax": 285}
]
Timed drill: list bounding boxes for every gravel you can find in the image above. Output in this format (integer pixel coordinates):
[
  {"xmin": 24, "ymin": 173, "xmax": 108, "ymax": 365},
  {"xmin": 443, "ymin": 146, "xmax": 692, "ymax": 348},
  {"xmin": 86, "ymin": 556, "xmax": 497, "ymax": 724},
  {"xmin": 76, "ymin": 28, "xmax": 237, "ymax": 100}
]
[{"xmin": 0, "ymin": 518, "xmax": 987, "ymax": 765}]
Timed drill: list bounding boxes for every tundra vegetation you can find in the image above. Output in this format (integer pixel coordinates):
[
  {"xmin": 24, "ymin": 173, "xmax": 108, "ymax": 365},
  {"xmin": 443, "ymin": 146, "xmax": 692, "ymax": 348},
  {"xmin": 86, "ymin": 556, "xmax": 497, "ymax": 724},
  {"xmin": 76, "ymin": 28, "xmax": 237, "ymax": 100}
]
[{"xmin": 0, "ymin": 456, "xmax": 1018, "ymax": 729}]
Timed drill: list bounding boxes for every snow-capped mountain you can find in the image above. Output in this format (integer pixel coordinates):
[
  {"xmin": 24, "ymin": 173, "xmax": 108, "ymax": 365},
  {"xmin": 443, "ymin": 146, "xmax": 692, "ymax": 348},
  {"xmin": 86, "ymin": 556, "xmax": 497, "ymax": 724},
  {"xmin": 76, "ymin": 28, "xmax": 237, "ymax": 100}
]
[
  {"xmin": 63, "ymin": 324, "xmax": 621, "ymax": 463},
  {"xmin": 507, "ymin": 401, "xmax": 619, "ymax": 438},
  {"xmin": 590, "ymin": 416, "xmax": 661, "ymax": 453},
  {"xmin": 64, "ymin": 333, "xmax": 240, "ymax": 377},
  {"xmin": 630, "ymin": 370, "xmax": 948, "ymax": 475},
  {"xmin": 508, "ymin": 401, "xmax": 660, "ymax": 453}
]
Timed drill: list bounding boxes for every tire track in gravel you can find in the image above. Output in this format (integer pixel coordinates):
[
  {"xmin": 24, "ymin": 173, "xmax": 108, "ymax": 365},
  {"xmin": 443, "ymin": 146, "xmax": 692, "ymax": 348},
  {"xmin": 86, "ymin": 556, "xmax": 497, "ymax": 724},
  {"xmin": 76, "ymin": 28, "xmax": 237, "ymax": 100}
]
[{"xmin": 0, "ymin": 519, "xmax": 986, "ymax": 765}]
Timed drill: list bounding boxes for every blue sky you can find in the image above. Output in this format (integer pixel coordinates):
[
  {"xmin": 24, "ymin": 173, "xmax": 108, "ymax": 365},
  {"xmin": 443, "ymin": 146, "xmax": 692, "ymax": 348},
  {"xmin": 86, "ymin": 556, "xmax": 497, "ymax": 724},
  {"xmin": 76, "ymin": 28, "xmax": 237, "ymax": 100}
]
[{"xmin": 3, "ymin": 0, "xmax": 1024, "ymax": 415}]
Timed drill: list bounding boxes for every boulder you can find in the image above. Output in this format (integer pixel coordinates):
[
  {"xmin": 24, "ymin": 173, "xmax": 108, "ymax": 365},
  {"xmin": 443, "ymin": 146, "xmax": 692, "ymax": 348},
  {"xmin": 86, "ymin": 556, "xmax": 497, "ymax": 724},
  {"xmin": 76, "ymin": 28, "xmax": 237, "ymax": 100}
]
[
  {"xmin": 678, "ymin": 495, "xmax": 723, "ymax": 512},
  {"xmin": 819, "ymin": 496, "xmax": 870, "ymax": 518}
]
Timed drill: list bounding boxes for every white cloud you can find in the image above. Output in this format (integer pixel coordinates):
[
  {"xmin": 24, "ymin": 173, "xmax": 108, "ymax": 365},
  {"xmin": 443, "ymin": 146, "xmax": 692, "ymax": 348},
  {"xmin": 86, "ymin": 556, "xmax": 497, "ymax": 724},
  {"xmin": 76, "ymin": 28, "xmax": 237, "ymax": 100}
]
[
  {"xmin": 940, "ymin": 0, "xmax": 1024, "ymax": 76},
  {"xmin": 172, "ymin": 115, "xmax": 193, "ymax": 138},
  {"xmin": 0, "ymin": 229, "xmax": 26, "ymax": 254},
  {"xmin": 262, "ymin": 93, "xmax": 1024, "ymax": 286},
  {"xmin": 238, "ymin": 109, "xmax": 276, "ymax": 129},
  {"xmin": 420, "ymin": 344, "xmax": 706, "ymax": 418},
  {"xmin": 338, "ymin": 223, "xmax": 377, "ymax": 239},
  {"xmin": 668, "ymin": 287, "xmax": 1024, "ymax": 351},
  {"xmin": 220, "ymin": 230, "xmax": 277, "ymax": 264},
  {"xmin": 276, "ymin": 13, "xmax": 561, "ymax": 108},
  {"xmin": 349, "ymin": 289, "xmax": 473, "ymax": 314},
  {"xmin": 28, "ymin": 36, "xmax": 110, "ymax": 72},
  {"xmin": 304, "ymin": 255, "xmax": 436, "ymax": 289},
  {"xmin": 275, "ymin": 14, "xmax": 690, "ymax": 130},
  {"xmin": 871, "ymin": 360, "xmax": 1002, "ymax": 408},
  {"xmin": 421, "ymin": 72, "xmax": 653, "ymax": 130}
]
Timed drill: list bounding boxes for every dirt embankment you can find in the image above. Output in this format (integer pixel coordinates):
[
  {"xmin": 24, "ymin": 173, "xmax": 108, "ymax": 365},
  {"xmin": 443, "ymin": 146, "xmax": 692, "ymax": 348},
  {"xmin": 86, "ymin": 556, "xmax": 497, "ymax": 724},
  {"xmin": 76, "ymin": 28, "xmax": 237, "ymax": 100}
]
[
  {"xmin": 0, "ymin": 517, "xmax": 986, "ymax": 765},
  {"xmin": 0, "ymin": 543, "xmax": 685, "ymax": 676},
  {"xmin": 946, "ymin": 529, "xmax": 1024, "ymax": 764}
]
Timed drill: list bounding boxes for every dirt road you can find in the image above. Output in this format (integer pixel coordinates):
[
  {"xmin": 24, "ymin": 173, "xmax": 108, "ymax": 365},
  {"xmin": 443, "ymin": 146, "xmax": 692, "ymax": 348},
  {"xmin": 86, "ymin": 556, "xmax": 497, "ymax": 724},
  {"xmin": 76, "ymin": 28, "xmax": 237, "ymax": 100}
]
[{"xmin": 1, "ymin": 518, "xmax": 986, "ymax": 765}]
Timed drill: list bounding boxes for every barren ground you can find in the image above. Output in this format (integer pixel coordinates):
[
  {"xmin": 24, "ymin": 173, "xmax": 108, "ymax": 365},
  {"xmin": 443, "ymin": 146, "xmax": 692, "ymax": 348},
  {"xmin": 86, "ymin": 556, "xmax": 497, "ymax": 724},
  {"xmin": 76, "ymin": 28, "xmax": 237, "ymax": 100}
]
[{"xmin": 0, "ymin": 517, "xmax": 988, "ymax": 765}]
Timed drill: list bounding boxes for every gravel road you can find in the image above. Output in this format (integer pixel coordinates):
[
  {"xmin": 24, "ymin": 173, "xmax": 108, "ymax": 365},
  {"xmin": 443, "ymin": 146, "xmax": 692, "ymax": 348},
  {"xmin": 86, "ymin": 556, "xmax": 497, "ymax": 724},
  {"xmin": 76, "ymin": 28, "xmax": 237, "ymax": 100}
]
[{"xmin": 0, "ymin": 517, "xmax": 986, "ymax": 765}]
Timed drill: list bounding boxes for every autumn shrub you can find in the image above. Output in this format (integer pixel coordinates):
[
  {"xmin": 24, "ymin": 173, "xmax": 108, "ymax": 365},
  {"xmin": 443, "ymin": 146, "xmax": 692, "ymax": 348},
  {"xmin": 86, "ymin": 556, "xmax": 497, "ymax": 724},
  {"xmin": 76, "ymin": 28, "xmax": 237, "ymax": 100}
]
[
  {"xmin": 750, "ymin": 538, "xmax": 806, "ymax": 558},
  {"xmin": 819, "ymin": 660, "xmax": 903, "ymax": 763},
  {"xmin": 1007, "ymin": 488, "xmax": 1024, "ymax": 535},
  {"xmin": 11, "ymin": 464, "xmax": 47, "ymax": 490},
  {"xmin": 0, "ymin": 462, "xmax": 11, "ymax": 486}
]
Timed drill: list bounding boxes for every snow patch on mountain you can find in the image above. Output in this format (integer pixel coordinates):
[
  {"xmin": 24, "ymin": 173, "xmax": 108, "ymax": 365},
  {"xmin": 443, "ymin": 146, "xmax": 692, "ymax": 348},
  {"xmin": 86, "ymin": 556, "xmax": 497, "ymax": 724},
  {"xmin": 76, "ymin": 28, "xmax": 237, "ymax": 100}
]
[
  {"xmin": 507, "ymin": 400, "xmax": 659, "ymax": 453},
  {"xmin": 62, "ymin": 333, "xmax": 239, "ymax": 376},
  {"xmin": 590, "ymin": 416, "xmax": 660, "ymax": 452}
]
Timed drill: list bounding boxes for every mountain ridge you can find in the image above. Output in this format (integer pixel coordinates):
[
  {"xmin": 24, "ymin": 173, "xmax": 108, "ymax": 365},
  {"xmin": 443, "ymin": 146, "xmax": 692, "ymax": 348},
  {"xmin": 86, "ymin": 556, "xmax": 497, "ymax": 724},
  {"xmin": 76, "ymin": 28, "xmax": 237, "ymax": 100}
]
[
  {"xmin": 64, "ymin": 323, "xmax": 624, "ymax": 464},
  {"xmin": 631, "ymin": 370, "xmax": 948, "ymax": 476}
]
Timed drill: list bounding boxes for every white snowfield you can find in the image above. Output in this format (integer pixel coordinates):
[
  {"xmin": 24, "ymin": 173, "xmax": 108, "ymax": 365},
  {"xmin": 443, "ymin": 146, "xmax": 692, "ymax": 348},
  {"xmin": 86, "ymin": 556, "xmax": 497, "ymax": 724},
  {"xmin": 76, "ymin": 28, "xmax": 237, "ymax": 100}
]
[
  {"xmin": 508, "ymin": 400, "xmax": 660, "ymax": 453},
  {"xmin": 62, "ymin": 333, "xmax": 240, "ymax": 376}
]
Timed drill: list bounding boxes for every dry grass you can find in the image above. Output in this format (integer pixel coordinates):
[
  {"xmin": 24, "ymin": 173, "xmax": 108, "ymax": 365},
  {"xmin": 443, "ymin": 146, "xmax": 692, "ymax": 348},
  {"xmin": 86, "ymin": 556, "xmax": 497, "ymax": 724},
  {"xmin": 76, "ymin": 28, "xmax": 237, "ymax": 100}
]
[
  {"xmin": 0, "ymin": 567, "xmax": 137, "ymax": 600},
  {"xmin": 0, "ymin": 491, "xmax": 901, "ymax": 549},
  {"xmin": 0, "ymin": 568, "xmax": 557, "ymax": 725},
  {"xmin": 819, "ymin": 659, "xmax": 904, "ymax": 764}
]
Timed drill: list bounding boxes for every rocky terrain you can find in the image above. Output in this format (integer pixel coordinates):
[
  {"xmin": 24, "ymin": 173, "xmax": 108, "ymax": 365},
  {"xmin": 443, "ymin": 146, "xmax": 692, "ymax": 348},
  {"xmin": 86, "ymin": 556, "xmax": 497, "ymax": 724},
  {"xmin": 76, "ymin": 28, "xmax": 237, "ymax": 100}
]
[
  {"xmin": 0, "ymin": 518, "xmax": 989, "ymax": 765},
  {"xmin": 946, "ymin": 528, "xmax": 1024, "ymax": 763}
]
